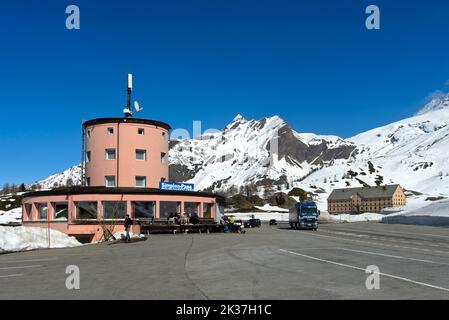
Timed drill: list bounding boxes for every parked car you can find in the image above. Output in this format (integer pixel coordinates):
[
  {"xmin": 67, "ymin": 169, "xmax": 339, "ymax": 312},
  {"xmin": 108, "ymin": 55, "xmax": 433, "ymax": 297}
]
[
  {"xmin": 269, "ymin": 219, "xmax": 277, "ymax": 226},
  {"xmin": 244, "ymin": 218, "xmax": 261, "ymax": 228}
]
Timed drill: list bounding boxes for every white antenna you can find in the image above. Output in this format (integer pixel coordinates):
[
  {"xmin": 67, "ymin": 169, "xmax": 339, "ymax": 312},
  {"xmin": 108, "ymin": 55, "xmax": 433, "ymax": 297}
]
[
  {"xmin": 124, "ymin": 73, "xmax": 133, "ymax": 117},
  {"xmin": 134, "ymin": 101, "xmax": 143, "ymax": 112},
  {"xmin": 127, "ymin": 73, "xmax": 133, "ymax": 90}
]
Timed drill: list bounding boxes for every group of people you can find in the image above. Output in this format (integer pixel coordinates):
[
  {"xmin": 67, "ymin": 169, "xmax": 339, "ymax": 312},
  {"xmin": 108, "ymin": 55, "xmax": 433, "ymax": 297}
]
[
  {"xmin": 220, "ymin": 215, "xmax": 245, "ymax": 233},
  {"xmin": 167, "ymin": 212, "xmax": 200, "ymax": 225}
]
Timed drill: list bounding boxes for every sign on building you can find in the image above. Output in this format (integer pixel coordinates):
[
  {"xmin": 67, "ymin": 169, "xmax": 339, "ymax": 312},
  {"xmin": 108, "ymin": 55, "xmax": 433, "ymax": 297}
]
[{"xmin": 159, "ymin": 182, "xmax": 195, "ymax": 192}]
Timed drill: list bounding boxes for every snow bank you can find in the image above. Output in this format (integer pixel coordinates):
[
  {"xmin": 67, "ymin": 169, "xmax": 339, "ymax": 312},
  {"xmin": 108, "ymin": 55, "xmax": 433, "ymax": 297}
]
[
  {"xmin": 254, "ymin": 204, "xmax": 289, "ymax": 212},
  {"xmin": 225, "ymin": 212, "xmax": 289, "ymax": 221},
  {"xmin": 0, "ymin": 226, "xmax": 82, "ymax": 254},
  {"xmin": 0, "ymin": 207, "xmax": 22, "ymax": 225},
  {"xmin": 111, "ymin": 231, "xmax": 146, "ymax": 241},
  {"xmin": 328, "ymin": 212, "xmax": 385, "ymax": 223}
]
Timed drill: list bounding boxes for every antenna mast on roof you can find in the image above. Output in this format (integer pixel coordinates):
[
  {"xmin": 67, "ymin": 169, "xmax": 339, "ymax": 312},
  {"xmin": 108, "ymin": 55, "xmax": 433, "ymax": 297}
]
[
  {"xmin": 123, "ymin": 73, "xmax": 133, "ymax": 117},
  {"xmin": 123, "ymin": 73, "xmax": 143, "ymax": 118}
]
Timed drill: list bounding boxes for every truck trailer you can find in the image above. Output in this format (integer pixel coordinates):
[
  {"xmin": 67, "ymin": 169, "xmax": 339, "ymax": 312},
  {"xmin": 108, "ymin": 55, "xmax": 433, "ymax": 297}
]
[{"xmin": 289, "ymin": 202, "xmax": 320, "ymax": 230}]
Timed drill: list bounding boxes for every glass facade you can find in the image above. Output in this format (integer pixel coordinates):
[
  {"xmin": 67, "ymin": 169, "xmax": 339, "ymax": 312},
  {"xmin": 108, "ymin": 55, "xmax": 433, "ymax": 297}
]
[
  {"xmin": 132, "ymin": 201, "xmax": 155, "ymax": 219},
  {"xmin": 38, "ymin": 203, "xmax": 48, "ymax": 220},
  {"xmin": 102, "ymin": 201, "xmax": 127, "ymax": 219},
  {"xmin": 160, "ymin": 201, "xmax": 180, "ymax": 219},
  {"xmin": 54, "ymin": 202, "xmax": 68, "ymax": 220},
  {"xmin": 184, "ymin": 202, "xmax": 199, "ymax": 215},
  {"xmin": 76, "ymin": 201, "xmax": 98, "ymax": 220}
]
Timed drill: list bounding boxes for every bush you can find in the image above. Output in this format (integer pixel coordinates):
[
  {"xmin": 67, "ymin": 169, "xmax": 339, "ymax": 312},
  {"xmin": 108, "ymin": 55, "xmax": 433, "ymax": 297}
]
[{"xmin": 288, "ymin": 188, "xmax": 308, "ymax": 201}]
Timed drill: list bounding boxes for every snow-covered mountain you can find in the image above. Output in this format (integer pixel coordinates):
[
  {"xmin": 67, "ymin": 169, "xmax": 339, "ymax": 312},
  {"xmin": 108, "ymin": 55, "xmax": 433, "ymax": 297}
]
[
  {"xmin": 31, "ymin": 92, "xmax": 449, "ymax": 200},
  {"xmin": 30, "ymin": 164, "xmax": 82, "ymax": 189},
  {"xmin": 169, "ymin": 115, "xmax": 355, "ymax": 192},
  {"xmin": 299, "ymin": 101, "xmax": 449, "ymax": 201},
  {"xmin": 416, "ymin": 92, "xmax": 449, "ymax": 115}
]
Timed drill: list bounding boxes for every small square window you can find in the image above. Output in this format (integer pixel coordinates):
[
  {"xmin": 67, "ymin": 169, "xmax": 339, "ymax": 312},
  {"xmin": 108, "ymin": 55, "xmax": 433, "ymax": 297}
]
[
  {"xmin": 136, "ymin": 149, "xmax": 147, "ymax": 161},
  {"xmin": 138, "ymin": 128, "xmax": 145, "ymax": 135},
  {"xmin": 161, "ymin": 152, "xmax": 167, "ymax": 164},
  {"xmin": 105, "ymin": 176, "xmax": 116, "ymax": 187},
  {"xmin": 105, "ymin": 149, "xmax": 116, "ymax": 160},
  {"xmin": 87, "ymin": 130, "xmax": 91, "ymax": 138},
  {"xmin": 162, "ymin": 132, "xmax": 166, "ymax": 139},
  {"xmin": 136, "ymin": 176, "xmax": 146, "ymax": 188},
  {"xmin": 107, "ymin": 127, "xmax": 114, "ymax": 135}
]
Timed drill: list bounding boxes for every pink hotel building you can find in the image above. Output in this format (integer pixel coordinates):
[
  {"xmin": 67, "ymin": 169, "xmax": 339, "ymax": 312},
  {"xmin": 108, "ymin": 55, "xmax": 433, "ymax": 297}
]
[{"xmin": 21, "ymin": 117, "xmax": 225, "ymax": 242}]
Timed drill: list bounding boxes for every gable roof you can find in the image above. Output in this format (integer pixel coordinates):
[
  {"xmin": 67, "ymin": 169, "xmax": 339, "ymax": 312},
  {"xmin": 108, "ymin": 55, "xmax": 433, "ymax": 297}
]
[{"xmin": 328, "ymin": 185, "xmax": 401, "ymax": 201}]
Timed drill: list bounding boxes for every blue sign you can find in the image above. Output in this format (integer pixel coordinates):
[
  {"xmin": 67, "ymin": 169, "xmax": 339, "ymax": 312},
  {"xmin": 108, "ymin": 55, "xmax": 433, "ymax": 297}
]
[{"xmin": 159, "ymin": 182, "xmax": 195, "ymax": 192}]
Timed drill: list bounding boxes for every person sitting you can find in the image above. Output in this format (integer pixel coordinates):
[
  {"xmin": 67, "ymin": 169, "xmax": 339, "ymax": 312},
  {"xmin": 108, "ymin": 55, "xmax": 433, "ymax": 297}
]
[
  {"xmin": 190, "ymin": 213, "xmax": 200, "ymax": 225},
  {"xmin": 168, "ymin": 212, "xmax": 175, "ymax": 225}
]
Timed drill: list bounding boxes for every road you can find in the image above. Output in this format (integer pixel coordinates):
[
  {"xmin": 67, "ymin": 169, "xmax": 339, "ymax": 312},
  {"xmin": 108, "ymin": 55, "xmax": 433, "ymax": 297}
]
[{"xmin": 1, "ymin": 222, "xmax": 449, "ymax": 299}]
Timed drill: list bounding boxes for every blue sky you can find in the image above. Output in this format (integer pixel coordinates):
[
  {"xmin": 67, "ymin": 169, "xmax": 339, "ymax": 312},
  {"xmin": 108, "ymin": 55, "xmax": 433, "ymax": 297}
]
[{"xmin": 1, "ymin": 0, "xmax": 449, "ymax": 185}]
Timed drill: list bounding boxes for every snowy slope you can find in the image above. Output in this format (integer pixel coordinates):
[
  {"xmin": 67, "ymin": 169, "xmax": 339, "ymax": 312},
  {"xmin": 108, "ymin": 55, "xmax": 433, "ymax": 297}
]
[
  {"xmin": 169, "ymin": 115, "xmax": 355, "ymax": 192},
  {"xmin": 31, "ymin": 164, "xmax": 82, "ymax": 189},
  {"xmin": 296, "ymin": 97, "xmax": 449, "ymax": 207}
]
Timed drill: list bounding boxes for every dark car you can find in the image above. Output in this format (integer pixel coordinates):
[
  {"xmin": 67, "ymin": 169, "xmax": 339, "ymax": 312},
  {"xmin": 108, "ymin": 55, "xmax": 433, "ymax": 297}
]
[
  {"xmin": 244, "ymin": 218, "xmax": 261, "ymax": 228},
  {"xmin": 269, "ymin": 219, "xmax": 277, "ymax": 226}
]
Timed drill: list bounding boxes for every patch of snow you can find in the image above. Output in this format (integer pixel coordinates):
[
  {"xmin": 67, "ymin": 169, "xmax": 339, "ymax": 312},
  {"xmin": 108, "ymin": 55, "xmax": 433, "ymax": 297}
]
[
  {"xmin": 0, "ymin": 207, "xmax": 22, "ymax": 225},
  {"xmin": 254, "ymin": 204, "xmax": 289, "ymax": 212},
  {"xmin": 0, "ymin": 226, "xmax": 82, "ymax": 254},
  {"xmin": 225, "ymin": 212, "xmax": 289, "ymax": 221}
]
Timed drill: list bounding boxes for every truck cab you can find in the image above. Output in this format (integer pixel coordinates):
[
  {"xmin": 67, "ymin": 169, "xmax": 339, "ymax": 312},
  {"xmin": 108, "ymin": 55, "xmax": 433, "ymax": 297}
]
[{"xmin": 289, "ymin": 202, "xmax": 320, "ymax": 230}]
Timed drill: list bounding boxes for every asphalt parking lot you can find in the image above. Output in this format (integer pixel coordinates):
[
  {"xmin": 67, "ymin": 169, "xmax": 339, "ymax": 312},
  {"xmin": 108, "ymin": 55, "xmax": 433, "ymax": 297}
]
[{"xmin": 1, "ymin": 222, "xmax": 449, "ymax": 299}]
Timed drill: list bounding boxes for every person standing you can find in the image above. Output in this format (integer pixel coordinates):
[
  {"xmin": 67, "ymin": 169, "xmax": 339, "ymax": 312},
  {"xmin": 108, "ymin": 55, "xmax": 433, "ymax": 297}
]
[{"xmin": 124, "ymin": 214, "xmax": 133, "ymax": 242}]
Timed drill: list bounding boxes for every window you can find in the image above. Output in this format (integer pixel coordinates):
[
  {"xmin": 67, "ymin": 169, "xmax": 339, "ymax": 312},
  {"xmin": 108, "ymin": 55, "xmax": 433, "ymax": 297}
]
[
  {"xmin": 102, "ymin": 201, "xmax": 127, "ymax": 219},
  {"xmin": 87, "ymin": 130, "xmax": 91, "ymax": 138},
  {"xmin": 76, "ymin": 201, "xmax": 98, "ymax": 220},
  {"xmin": 105, "ymin": 176, "xmax": 116, "ymax": 187},
  {"xmin": 86, "ymin": 151, "xmax": 91, "ymax": 163},
  {"xmin": 86, "ymin": 177, "xmax": 91, "ymax": 186},
  {"xmin": 107, "ymin": 127, "xmax": 114, "ymax": 135},
  {"xmin": 24, "ymin": 204, "xmax": 32, "ymax": 220},
  {"xmin": 160, "ymin": 177, "xmax": 166, "ymax": 182},
  {"xmin": 135, "ymin": 176, "xmax": 146, "ymax": 188},
  {"xmin": 38, "ymin": 203, "xmax": 48, "ymax": 220},
  {"xmin": 138, "ymin": 128, "xmax": 145, "ymax": 135},
  {"xmin": 132, "ymin": 202, "xmax": 155, "ymax": 220},
  {"xmin": 136, "ymin": 149, "xmax": 147, "ymax": 161},
  {"xmin": 161, "ymin": 152, "xmax": 167, "ymax": 164},
  {"xmin": 162, "ymin": 132, "xmax": 166, "ymax": 140},
  {"xmin": 185, "ymin": 202, "xmax": 199, "ymax": 215},
  {"xmin": 54, "ymin": 202, "xmax": 68, "ymax": 221},
  {"xmin": 105, "ymin": 149, "xmax": 116, "ymax": 160},
  {"xmin": 160, "ymin": 201, "xmax": 180, "ymax": 218}
]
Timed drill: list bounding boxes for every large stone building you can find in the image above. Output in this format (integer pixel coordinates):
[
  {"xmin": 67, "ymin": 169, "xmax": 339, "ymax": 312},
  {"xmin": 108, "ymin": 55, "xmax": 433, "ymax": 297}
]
[{"xmin": 327, "ymin": 184, "xmax": 406, "ymax": 214}]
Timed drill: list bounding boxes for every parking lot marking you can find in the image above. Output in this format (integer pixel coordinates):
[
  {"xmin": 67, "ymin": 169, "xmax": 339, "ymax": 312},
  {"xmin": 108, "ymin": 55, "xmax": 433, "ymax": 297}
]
[
  {"xmin": 0, "ymin": 265, "xmax": 43, "ymax": 270},
  {"xmin": 337, "ymin": 248, "xmax": 446, "ymax": 265},
  {"xmin": 0, "ymin": 274, "xmax": 24, "ymax": 279},
  {"xmin": 294, "ymin": 230, "xmax": 449, "ymax": 255},
  {"xmin": 320, "ymin": 229, "xmax": 443, "ymax": 248},
  {"xmin": 280, "ymin": 249, "xmax": 449, "ymax": 293},
  {"xmin": 339, "ymin": 227, "xmax": 449, "ymax": 240},
  {"xmin": 0, "ymin": 258, "xmax": 57, "ymax": 264}
]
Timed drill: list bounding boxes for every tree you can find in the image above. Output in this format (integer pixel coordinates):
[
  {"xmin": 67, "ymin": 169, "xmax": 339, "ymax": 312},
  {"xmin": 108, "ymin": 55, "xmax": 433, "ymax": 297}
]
[
  {"xmin": 2, "ymin": 183, "xmax": 10, "ymax": 195},
  {"xmin": 374, "ymin": 175, "xmax": 384, "ymax": 186},
  {"xmin": 19, "ymin": 183, "xmax": 27, "ymax": 192},
  {"xmin": 368, "ymin": 161, "xmax": 376, "ymax": 174},
  {"xmin": 66, "ymin": 178, "xmax": 74, "ymax": 187},
  {"xmin": 288, "ymin": 188, "xmax": 308, "ymax": 202}
]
